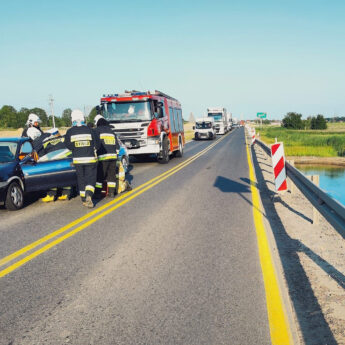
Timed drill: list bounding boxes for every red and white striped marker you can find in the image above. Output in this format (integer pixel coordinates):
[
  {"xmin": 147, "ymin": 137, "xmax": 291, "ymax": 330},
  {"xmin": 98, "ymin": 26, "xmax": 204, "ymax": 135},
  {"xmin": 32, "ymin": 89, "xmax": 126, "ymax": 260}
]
[
  {"xmin": 271, "ymin": 142, "xmax": 287, "ymax": 192},
  {"xmin": 251, "ymin": 128, "xmax": 256, "ymax": 145}
]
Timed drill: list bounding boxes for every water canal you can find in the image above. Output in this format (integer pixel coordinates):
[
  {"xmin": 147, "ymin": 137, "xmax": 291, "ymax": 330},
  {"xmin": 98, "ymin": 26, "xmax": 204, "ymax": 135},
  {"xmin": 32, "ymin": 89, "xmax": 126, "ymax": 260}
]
[{"xmin": 295, "ymin": 164, "xmax": 345, "ymax": 206}]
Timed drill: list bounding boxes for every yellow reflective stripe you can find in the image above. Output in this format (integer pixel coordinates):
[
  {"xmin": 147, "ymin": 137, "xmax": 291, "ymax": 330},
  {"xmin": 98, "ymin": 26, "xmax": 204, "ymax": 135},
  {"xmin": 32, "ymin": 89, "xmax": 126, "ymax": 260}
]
[
  {"xmin": 80, "ymin": 191, "xmax": 85, "ymax": 197},
  {"xmin": 85, "ymin": 185, "xmax": 95, "ymax": 193},
  {"xmin": 73, "ymin": 157, "xmax": 97, "ymax": 164},
  {"xmin": 100, "ymin": 134, "xmax": 115, "ymax": 139},
  {"xmin": 71, "ymin": 134, "xmax": 92, "ymax": 142},
  {"xmin": 95, "ymin": 183, "xmax": 103, "ymax": 188},
  {"xmin": 107, "ymin": 182, "xmax": 116, "ymax": 187},
  {"xmin": 98, "ymin": 153, "xmax": 117, "ymax": 161}
]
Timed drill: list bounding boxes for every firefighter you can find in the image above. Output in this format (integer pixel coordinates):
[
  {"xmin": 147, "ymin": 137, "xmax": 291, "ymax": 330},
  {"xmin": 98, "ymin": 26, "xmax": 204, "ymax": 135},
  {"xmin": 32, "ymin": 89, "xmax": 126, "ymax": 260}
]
[
  {"xmin": 22, "ymin": 113, "xmax": 43, "ymax": 138},
  {"xmin": 64, "ymin": 110, "xmax": 100, "ymax": 208},
  {"xmin": 41, "ymin": 128, "xmax": 73, "ymax": 202},
  {"xmin": 22, "ymin": 113, "xmax": 50, "ymax": 157},
  {"xmin": 42, "ymin": 128, "xmax": 66, "ymax": 153},
  {"xmin": 94, "ymin": 115, "xmax": 118, "ymax": 197}
]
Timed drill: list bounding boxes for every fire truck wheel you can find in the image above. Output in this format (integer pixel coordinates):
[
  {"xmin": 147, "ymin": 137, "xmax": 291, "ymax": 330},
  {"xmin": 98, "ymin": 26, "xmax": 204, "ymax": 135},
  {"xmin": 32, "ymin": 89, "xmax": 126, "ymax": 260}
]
[
  {"xmin": 175, "ymin": 138, "xmax": 183, "ymax": 157},
  {"xmin": 158, "ymin": 137, "xmax": 169, "ymax": 164}
]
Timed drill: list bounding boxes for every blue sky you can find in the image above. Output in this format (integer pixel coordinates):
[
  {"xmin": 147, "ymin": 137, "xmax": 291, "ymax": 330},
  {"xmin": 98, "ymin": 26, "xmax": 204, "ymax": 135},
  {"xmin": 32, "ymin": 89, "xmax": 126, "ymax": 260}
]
[{"xmin": 1, "ymin": 0, "xmax": 344, "ymax": 120}]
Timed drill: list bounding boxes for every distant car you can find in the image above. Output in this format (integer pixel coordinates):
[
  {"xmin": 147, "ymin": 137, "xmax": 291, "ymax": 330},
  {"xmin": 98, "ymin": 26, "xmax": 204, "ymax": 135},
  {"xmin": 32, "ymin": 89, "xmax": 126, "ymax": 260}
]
[
  {"xmin": 0, "ymin": 137, "xmax": 130, "ymax": 211},
  {"xmin": 0, "ymin": 138, "xmax": 77, "ymax": 210}
]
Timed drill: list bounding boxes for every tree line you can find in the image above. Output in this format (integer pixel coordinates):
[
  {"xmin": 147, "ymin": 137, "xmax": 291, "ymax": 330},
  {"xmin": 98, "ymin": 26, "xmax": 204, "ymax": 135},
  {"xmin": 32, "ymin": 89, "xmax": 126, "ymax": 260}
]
[
  {"xmin": 0, "ymin": 105, "xmax": 98, "ymax": 129},
  {"xmin": 281, "ymin": 112, "xmax": 328, "ymax": 130}
]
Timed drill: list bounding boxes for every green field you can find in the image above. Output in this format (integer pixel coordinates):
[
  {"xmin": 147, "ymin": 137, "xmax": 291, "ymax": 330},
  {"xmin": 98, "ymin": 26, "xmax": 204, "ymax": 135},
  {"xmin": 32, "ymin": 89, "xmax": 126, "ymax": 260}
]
[
  {"xmin": 257, "ymin": 126, "xmax": 345, "ymax": 157},
  {"xmin": 184, "ymin": 122, "xmax": 194, "ymax": 142}
]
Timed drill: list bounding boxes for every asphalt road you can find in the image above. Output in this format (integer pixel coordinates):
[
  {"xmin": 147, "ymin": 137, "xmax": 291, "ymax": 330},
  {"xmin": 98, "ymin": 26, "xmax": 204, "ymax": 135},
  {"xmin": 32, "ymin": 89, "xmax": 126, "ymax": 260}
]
[{"xmin": 0, "ymin": 128, "xmax": 271, "ymax": 345}]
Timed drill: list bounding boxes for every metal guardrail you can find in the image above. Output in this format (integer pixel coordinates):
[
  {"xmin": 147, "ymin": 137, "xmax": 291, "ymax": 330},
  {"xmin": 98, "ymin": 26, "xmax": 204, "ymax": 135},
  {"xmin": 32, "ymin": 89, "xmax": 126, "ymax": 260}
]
[{"xmin": 255, "ymin": 138, "xmax": 345, "ymax": 237}]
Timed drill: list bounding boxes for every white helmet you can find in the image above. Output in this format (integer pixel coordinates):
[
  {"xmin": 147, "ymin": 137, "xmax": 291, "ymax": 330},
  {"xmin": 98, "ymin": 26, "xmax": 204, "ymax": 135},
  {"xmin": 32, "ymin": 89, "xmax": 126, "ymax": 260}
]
[
  {"xmin": 71, "ymin": 109, "xmax": 85, "ymax": 123},
  {"xmin": 94, "ymin": 114, "xmax": 104, "ymax": 126},
  {"xmin": 27, "ymin": 127, "xmax": 42, "ymax": 141},
  {"xmin": 27, "ymin": 113, "xmax": 41, "ymax": 126}
]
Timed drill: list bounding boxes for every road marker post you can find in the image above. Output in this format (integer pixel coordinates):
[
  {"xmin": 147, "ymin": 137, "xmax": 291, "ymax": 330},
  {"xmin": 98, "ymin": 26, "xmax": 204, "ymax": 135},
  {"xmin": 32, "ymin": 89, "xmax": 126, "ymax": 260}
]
[
  {"xmin": 251, "ymin": 128, "xmax": 256, "ymax": 145},
  {"xmin": 271, "ymin": 142, "xmax": 288, "ymax": 193},
  {"xmin": 307, "ymin": 175, "xmax": 320, "ymax": 225}
]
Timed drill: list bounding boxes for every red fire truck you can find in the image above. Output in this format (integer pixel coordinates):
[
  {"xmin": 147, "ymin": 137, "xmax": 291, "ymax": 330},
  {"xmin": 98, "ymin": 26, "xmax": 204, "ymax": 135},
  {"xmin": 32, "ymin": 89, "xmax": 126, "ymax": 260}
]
[{"xmin": 100, "ymin": 90, "xmax": 185, "ymax": 163}]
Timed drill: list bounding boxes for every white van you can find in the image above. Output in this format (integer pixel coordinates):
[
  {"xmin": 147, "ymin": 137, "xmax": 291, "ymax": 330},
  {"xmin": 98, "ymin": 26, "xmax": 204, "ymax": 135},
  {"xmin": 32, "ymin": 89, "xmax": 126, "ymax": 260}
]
[{"xmin": 194, "ymin": 118, "xmax": 216, "ymax": 140}]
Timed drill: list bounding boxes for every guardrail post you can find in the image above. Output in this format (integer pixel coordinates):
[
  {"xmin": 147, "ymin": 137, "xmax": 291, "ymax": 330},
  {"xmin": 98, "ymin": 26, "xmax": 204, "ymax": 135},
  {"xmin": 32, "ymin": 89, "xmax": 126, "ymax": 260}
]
[
  {"xmin": 288, "ymin": 160, "xmax": 295, "ymax": 194},
  {"xmin": 307, "ymin": 175, "xmax": 320, "ymax": 225}
]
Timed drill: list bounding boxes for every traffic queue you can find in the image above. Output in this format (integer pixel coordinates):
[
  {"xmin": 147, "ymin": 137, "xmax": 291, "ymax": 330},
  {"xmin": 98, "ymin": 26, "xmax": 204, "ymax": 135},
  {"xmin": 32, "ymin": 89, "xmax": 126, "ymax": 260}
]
[{"xmin": 21, "ymin": 109, "xmax": 131, "ymax": 209}]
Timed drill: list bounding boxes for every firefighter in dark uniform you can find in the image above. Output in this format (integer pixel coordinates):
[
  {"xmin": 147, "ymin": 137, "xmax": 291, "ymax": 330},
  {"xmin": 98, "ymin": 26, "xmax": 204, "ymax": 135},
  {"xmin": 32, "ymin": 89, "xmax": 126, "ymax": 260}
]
[
  {"xmin": 22, "ymin": 113, "xmax": 43, "ymax": 138},
  {"xmin": 94, "ymin": 115, "xmax": 118, "ymax": 197},
  {"xmin": 64, "ymin": 110, "xmax": 101, "ymax": 208},
  {"xmin": 41, "ymin": 128, "xmax": 73, "ymax": 202},
  {"xmin": 22, "ymin": 113, "xmax": 50, "ymax": 157}
]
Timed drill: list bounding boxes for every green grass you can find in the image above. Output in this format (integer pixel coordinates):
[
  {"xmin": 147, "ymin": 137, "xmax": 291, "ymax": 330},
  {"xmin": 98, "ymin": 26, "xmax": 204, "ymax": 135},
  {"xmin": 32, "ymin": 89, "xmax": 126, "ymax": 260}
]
[{"xmin": 257, "ymin": 126, "xmax": 345, "ymax": 157}]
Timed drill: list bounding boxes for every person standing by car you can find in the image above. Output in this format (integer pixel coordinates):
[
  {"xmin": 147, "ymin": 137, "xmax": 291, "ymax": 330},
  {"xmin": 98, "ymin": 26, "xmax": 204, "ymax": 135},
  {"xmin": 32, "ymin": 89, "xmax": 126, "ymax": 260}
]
[
  {"xmin": 41, "ymin": 128, "xmax": 73, "ymax": 202},
  {"xmin": 93, "ymin": 114, "xmax": 118, "ymax": 198},
  {"xmin": 64, "ymin": 110, "xmax": 100, "ymax": 208}
]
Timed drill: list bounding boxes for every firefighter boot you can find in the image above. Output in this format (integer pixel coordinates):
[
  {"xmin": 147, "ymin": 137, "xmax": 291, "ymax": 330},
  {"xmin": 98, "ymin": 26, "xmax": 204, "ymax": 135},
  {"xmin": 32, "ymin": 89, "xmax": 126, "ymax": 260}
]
[
  {"xmin": 83, "ymin": 191, "xmax": 94, "ymax": 208},
  {"xmin": 94, "ymin": 182, "xmax": 103, "ymax": 199},
  {"xmin": 42, "ymin": 188, "xmax": 57, "ymax": 202},
  {"xmin": 58, "ymin": 187, "xmax": 72, "ymax": 201},
  {"xmin": 107, "ymin": 187, "xmax": 116, "ymax": 198}
]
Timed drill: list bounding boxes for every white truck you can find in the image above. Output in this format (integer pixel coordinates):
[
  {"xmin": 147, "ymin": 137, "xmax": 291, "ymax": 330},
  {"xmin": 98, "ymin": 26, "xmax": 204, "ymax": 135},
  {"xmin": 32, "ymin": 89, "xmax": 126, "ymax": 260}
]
[
  {"xmin": 226, "ymin": 112, "xmax": 232, "ymax": 131},
  {"xmin": 207, "ymin": 108, "xmax": 228, "ymax": 135},
  {"xmin": 193, "ymin": 117, "xmax": 216, "ymax": 140}
]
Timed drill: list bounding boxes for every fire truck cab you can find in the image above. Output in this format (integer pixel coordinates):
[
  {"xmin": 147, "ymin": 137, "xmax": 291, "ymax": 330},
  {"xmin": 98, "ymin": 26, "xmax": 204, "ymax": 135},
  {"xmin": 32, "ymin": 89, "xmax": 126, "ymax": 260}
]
[{"xmin": 100, "ymin": 90, "xmax": 184, "ymax": 163}]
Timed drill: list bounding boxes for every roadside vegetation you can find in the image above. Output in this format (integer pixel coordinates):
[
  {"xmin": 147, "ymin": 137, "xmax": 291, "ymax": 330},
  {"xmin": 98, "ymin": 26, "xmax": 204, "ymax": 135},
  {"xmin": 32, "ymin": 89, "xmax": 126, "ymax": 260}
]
[
  {"xmin": 258, "ymin": 126, "xmax": 345, "ymax": 157},
  {"xmin": 183, "ymin": 122, "xmax": 194, "ymax": 141},
  {"xmin": 255, "ymin": 112, "xmax": 345, "ymax": 157},
  {"xmin": 0, "ymin": 105, "xmax": 97, "ymax": 129}
]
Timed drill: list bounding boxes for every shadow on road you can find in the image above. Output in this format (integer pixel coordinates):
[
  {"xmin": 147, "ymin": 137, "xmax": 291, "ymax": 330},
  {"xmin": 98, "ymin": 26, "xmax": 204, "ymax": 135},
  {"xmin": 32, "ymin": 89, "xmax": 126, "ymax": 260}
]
[
  {"xmin": 214, "ymin": 176, "xmax": 250, "ymax": 194},
  {"xmin": 213, "ymin": 176, "xmax": 267, "ymax": 219},
  {"xmin": 251, "ymin": 145, "xmax": 338, "ymax": 345}
]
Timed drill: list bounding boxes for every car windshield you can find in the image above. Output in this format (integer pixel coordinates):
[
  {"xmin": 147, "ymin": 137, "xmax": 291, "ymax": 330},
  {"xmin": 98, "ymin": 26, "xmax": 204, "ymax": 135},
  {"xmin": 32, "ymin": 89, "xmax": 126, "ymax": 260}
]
[
  {"xmin": 102, "ymin": 101, "xmax": 152, "ymax": 122},
  {"xmin": 0, "ymin": 142, "xmax": 17, "ymax": 163},
  {"xmin": 38, "ymin": 149, "xmax": 71, "ymax": 162},
  {"xmin": 208, "ymin": 113, "xmax": 222, "ymax": 121},
  {"xmin": 196, "ymin": 122, "xmax": 212, "ymax": 129}
]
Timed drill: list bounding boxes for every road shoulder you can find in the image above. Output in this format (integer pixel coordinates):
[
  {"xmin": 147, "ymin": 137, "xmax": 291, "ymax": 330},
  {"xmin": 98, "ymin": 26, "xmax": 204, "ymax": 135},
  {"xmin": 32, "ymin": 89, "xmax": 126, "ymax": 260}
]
[
  {"xmin": 251, "ymin": 142, "xmax": 345, "ymax": 345},
  {"xmin": 245, "ymin": 137, "xmax": 295, "ymax": 345}
]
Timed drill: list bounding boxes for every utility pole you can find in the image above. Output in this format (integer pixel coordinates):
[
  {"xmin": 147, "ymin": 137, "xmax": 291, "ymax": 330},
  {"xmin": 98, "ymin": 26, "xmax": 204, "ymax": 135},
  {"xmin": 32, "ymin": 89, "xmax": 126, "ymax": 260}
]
[{"xmin": 48, "ymin": 94, "xmax": 56, "ymax": 128}]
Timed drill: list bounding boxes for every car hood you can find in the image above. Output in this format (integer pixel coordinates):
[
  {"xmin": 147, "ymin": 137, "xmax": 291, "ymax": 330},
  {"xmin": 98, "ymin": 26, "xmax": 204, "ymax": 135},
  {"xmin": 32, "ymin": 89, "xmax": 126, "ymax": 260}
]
[{"xmin": 0, "ymin": 162, "xmax": 17, "ymax": 183}]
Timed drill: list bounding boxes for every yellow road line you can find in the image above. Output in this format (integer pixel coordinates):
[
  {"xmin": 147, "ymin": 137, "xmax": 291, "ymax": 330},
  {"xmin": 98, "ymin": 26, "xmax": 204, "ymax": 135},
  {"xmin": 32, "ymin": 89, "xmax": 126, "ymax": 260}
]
[
  {"xmin": 0, "ymin": 138, "xmax": 224, "ymax": 268},
  {"xmin": 245, "ymin": 137, "xmax": 293, "ymax": 344},
  {"xmin": 0, "ymin": 135, "xmax": 228, "ymax": 278}
]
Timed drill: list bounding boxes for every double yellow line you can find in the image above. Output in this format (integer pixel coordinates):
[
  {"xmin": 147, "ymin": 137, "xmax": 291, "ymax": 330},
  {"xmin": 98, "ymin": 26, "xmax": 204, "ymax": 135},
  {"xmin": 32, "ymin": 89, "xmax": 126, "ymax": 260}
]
[{"xmin": 0, "ymin": 135, "xmax": 228, "ymax": 279}]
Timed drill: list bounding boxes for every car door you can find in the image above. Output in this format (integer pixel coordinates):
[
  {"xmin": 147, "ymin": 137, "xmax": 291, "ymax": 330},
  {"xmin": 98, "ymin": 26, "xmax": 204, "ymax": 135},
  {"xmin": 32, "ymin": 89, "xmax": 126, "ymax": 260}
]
[{"xmin": 20, "ymin": 142, "xmax": 77, "ymax": 192}]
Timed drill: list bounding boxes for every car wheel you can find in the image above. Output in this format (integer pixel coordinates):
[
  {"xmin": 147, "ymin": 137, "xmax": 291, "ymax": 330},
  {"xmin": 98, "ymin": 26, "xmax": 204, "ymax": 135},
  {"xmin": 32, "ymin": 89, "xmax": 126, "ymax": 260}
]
[
  {"xmin": 5, "ymin": 181, "xmax": 24, "ymax": 211},
  {"xmin": 175, "ymin": 139, "xmax": 183, "ymax": 157},
  {"xmin": 121, "ymin": 156, "xmax": 129, "ymax": 172},
  {"xmin": 158, "ymin": 137, "xmax": 169, "ymax": 164}
]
